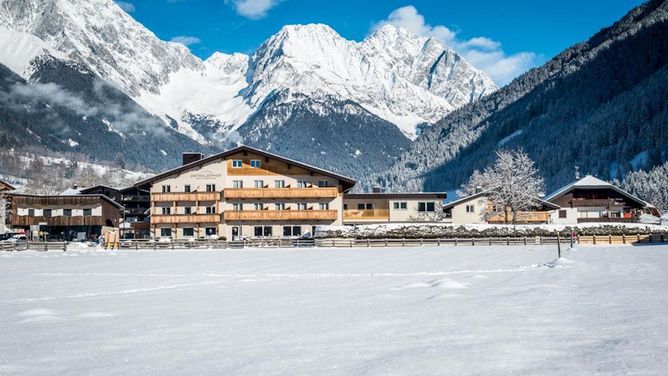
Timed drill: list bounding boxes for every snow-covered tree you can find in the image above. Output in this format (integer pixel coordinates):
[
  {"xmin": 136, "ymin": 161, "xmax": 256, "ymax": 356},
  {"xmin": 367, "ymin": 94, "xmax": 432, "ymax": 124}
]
[
  {"xmin": 618, "ymin": 162, "xmax": 668, "ymax": 213},
  {"xmin": 459, "ymin": 169, "xmax": 491, "ymax": 197},
  {"xmin": 469, "ymin": 149, "xmax": 545, "ymax": 224}
]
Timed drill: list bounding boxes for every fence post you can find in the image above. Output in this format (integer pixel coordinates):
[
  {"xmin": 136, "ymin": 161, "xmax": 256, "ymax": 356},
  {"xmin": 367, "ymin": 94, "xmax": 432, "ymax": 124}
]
[
  {"xmin": 437, "ymin": 238, "xmax": 441, "ymax": 246},
  {"xmin": 63, "ymin": 242, "xmax": 67, "ymax": 252},
  {"xmin": 539, "ymin": 236, "xmax": 543, "ymax": 245},
  {"xmin": 402, "ymin": 238, "xmax": 405, "ymax": 247},
  {"xmin": 622, "ymin": 234, "xmax": 626, "ymax": 244},
  {"xmin": 489, "ymin": 237, "xmax": 492, "ymax": 246},
  {"xmin": 420, "ymin": 238, "xmax": 423, "ymax": 247},
  {"xmin": 44, "ymin": 243, "xmax": 48, "ymax": 252},
  {"xmin": 367, "ymin": 239, "xmax": 370, "ymax": 247},
  {"xmin": 557, "ymin": 233, "xmax": 561, "ymax": 258},
  {"xmin": 350, "ymin": 239, "xmax": 353, "ymax": 248},
  {"xmin": 135, "ymin": 242, "xmax": 139, "ymax": 251},
  {"xmin": 454, "ymin": 238, "xmax": 458, "ymax": 246},
  {"xmin": 385, "ymin": 239, "xmax": 388, "ymax": 247},
  {"xmin": 506, "ymin": 237, "xmax": 510, "ymax": 246},
  {"xmin": 649, "ymin": 233, "xmax": 653, "ymax": 243},
  {"xmin": 523, "ymin": 237, "xmax": 527, "ymax": 245},
  {"xmin": 637, "ymin": 233, "xmax": 640, "ymax": 243},
  {"xmin": 593, "ymin": 235, "xmax": 596, "ymax": 245},
  {"xmin": 609, "ymin": 234, "xmax": 612, "ymax": 245}
]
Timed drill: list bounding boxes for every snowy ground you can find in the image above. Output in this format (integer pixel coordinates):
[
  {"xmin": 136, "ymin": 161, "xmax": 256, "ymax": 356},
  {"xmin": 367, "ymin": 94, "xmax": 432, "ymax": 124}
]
[{"xmin": 1, "ymin": 245, "xmax": 668, "ymax": 375}]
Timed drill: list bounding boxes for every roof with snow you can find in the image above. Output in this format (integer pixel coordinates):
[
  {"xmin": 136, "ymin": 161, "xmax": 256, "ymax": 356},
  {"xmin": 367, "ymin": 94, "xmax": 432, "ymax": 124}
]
[
  {"xmin": 0, "ymin": 179, "xmax": 15, "ymax": 191},
  {"xmin": 442, "ymin": 189, "xmax": 560, "ymax": 210},
  {"xmin": 60, "ymin": 187, "xmax": 81, "ymax": 195},
  {"xmin": 545, "ymin": 175, "xmax": 654, "ymax": 208},
  {"xmin": 134, "ymin": 144, "xmax": 357, "ymax": 191}
]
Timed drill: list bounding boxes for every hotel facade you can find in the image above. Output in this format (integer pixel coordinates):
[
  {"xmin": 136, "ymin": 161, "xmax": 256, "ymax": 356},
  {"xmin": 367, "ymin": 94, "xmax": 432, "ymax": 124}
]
[{"xmin": 135, "ymin": 146, "xmax": 357, "ymax": 240}]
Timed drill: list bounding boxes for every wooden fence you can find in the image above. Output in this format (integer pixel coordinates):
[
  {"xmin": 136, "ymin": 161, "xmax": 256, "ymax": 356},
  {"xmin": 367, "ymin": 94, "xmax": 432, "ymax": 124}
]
[{"xmin": 2, "ymin": 234, "xmax": 667, "ymax": 252}]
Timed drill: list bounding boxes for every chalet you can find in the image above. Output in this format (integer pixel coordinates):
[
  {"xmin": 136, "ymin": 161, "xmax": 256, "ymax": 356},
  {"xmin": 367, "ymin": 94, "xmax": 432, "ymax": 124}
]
[
  {"xmin": 134, "ymin": 145, "xmax": 356, "ymax": 240},
  {"xmin": 0, "ymin": 179, "xmax": 15, "ymax": 234},
  {"xmin": 545, "ymin": 175, "xmax": 659, "ymax": 223},
  {"xmin": 443, "ymin": 190, "xmax": 560, "ymax": 224},
  {"xmin": 342, "ymin": 191, "xmax": 447, "ymax": 224},
  {"xmin": 79, "ymin": 185, "xmax": 151, "ymax": 238},
  {"xmin": 7, "ymin": 194, "xmax": 123, "ymax": 241}
]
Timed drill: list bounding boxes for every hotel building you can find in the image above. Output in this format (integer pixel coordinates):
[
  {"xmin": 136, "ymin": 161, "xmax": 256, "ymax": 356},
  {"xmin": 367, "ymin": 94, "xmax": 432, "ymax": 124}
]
[{"xmin": 135, "ymin": 145, "xmax": 356, "ymax": 240}]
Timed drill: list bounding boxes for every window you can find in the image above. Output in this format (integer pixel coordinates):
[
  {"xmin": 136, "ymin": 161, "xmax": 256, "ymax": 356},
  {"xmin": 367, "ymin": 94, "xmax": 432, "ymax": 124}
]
[
  {"xmin": 161, "ymin": 207, "xmax": 171, "ymax": 215},
  {"xmin": 206, "ymin": 184, "xmax": 216, "ymax": 192},
  {"xmin": 254, "ymin": 226, "xmax": 263, "ymax": 237},
  {"xmin": 160, "ymin": 228, "xmax": 172, "ymax": 237},
  {"xmin": 275, "ymin": 203, "xmax": 286, "ymax": 210},
  {"xmin": 427, "ymin": 202, "xmax": 435, "ymax": 212},
  {"xmin": 559, "ymin": 210, "xmax": 567, "ymax": 219},
  {"xmin": 232, "ymin": 160, "xmax": 242, "ymax": 168},
  {"xmin": 28, "ymin": 209, "xmax": 35, "ymax": 216},
  {"xmin": 232, "ymin": 180, "xmax": 243, "ymax": 189},
  {"xmin": 274, "ymin": 180, "xmax": 285, "ymax": 188},
  {"xmin": 184, "ymin": 207, "xmax": 192, "ymax": 215},
  {"xmin": 205, "ymin": 227, "xmax": 217, "ymax": 236},
  {"xmin": 162, "ymin": 185, "xmax": 170, "ymax": 193},
  {"xmin": 205, "ymin": 206, "xmax": 216, "ymax": 214},
  {"xmin": 466, "ymin": 205, "xmax": 475, "ymax": 213},
  {"xmin": 283, "ymin": 226, "xmax": 302, "ymax": 237},
  {"xmin": 357, "ymin": 203, "xmax": 365, "ymax": 210},
  {"xmin": 184, "ymin": 185, "xmax": 191, "ymax": 193},
  {"xmin": 253, "ymin": 203, "xmax": 264, "ymax": 210},
  {"xmin": 319, "ymin": 203, "xmax": 329, "ymax": 210},
  {"xmin": 393, "ymin": 202, "xmax": 407, "ymax": 210},
  {"xmin": 43, "ymin": 209, "xmax": 52, "ymax": 217},
  {"xmin": 418, "ymin": 202, "xmax": 436, "ymax": 212},
  {"xmin": 297, "ymin": 203, "xmax": 307, "ymax": 210},
  {"xmin": 250, "ymin": 159, "xmax": 261, "ymax": 168},
  {"xmin": 233, "ymin": 203, "xmax": 243, "ymax": 211},
  {"xmin": 343, "ymin": 204, "xmax": 348, "ymax": 210},
  {"xmin": 83, "ymin": 209, "xmax": 92, "ymax": 216},
  {"xmin": 318, "ymin": 180, "xmax": 329, "ymax": 187},
  {"xmin": 63, "ymin": 209, "xmax": 72, "ymax": 217},
  {"xmin": 183, "ymin": 228, "xmax": 194, "ymax": 237},
  {"xmin": 263, "ymin": 226, "xmax": 272, "ymax": 237},
  {"xmin": 254, "ymin": 180, "xmax": 264, "ymax": 188},
  {"xmin": 365, "ymin": 203, "xmax": 373, "ymax": 210},
  {"xmin": 297, "ymin": 180, "xmax": 308, "ymax": 188}
]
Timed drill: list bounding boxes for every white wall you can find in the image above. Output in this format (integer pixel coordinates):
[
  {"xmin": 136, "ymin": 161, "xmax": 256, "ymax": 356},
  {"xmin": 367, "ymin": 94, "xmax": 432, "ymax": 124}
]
[
  {"xmin": 449, "ymin": 197, "xmax": 488, "ymax": 224},
  {"xmin": 549, "ymin": 208, "xmax": 578, "ymax": 224}
]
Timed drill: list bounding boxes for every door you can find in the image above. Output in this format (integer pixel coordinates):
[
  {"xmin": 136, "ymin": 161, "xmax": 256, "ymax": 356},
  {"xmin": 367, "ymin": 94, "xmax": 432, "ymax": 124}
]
[{"xmin": 232, "ymin": 226, "xmax": 240, "ymax": 240}]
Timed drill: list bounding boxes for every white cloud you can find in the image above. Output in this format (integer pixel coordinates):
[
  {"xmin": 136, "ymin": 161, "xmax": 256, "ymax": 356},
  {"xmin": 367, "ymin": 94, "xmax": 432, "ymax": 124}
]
[
  {"xmin": 228, "ymin": 0, "xmax": 280, "ymax": 20},
  {"xmin": 170, "ymin": 35, "xmax": 202, "ymax": 46},
  {"xmin": 114, "ymin": 1, "xmax": 135, "ymax": 13},
  {"xmin": 376, "ymin": 6, "xmax": 541, "ymax": 85}
]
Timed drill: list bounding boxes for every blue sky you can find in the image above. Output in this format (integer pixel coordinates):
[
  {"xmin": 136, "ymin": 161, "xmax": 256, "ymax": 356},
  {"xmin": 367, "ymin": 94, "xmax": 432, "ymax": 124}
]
[{"xmin": 117, "ymin": 0, "xmax": 645, "ymax": 85}]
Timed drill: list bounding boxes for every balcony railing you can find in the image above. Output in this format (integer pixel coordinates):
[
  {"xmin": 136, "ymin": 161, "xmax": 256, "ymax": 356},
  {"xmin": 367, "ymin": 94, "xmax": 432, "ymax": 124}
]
[
  {"xmin": 223, "ymin": 187, "xmax": 338, "ymax": 199},
  {"xmin": 570, "ymin": 199, "xmax": 624, "ymax": 208},
  {"xmin": 577, "ymin": 217, "xmax": 639, "ymax": 223},
  {"xmin": 343, "ymin": 209, "xmax": 390, "ymax": 220},
  {"xmin": 223, "ymin": 210, "xmax": 338, "ymax": 221},
  {"xmin": 151, "ymin": 192, "xmax": 220, "ymax": 202},
  {"xmin": 151, "ymin": 214, "xmax": 221, "ymax": 224},
  {"xmin": 487, "ymin": 211, "xmax": 550, "ymax": 223}
]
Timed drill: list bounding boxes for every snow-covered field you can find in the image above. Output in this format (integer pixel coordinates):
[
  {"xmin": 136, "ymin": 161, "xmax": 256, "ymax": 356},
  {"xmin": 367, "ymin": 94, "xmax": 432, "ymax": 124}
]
[{"xmin": 2, "ymin": 245, "xmax": 668, "ymax": 375}]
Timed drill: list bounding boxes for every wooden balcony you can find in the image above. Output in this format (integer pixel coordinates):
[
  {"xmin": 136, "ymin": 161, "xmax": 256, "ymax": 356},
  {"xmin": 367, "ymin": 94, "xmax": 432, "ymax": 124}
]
[
  {"xmin": 343, "ymin": 209, "xmax": 390, "ymax": 221},
  {"xmin": 151, "ymin": 214, "xmax": 221, "ymax": 224},
  {"xmin": 570, "ymin": 199, "xmax": 623, "ymax": 208},
  {"xmin": 10, "ymin": 215, "xmax": 107, "ymax": 227},
  {"xmin": 487, "ymin": 211, "xmax": 550, "ymax": 224},
  {"xmin": 223, "ymin": 187, "xmax": 339, "ymax": 199},
  {"xmin": 151, "ymin": 192, "xmax": 220, "ymax": 202},
  {"xmin": 223, "ymin": 210, "xmax": 338, "ymax": 221}
]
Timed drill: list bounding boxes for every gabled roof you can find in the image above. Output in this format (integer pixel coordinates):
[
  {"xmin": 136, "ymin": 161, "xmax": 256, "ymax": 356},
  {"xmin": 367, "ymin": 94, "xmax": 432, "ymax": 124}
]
[
  {"xmin": 134, "ymin": 144, "xmax": 357, "ymax": 191},
  {"xmin": 545, "ymin": 175, "xmax": 653, "ymax": 207},
  {"xmin": 443, "ymin": 189, "xmax": 560, "ymax": 210},
  {"xmin": 79, "ymin": 185, "xmax": 122, "ymax": 194},
  {"xmin": 0, "ymin": 179, "xmax": 15, "ymax": 191}
]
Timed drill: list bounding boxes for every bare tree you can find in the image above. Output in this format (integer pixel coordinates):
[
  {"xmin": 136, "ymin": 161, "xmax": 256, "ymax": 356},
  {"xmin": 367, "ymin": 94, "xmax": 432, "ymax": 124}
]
[
  {"xmin": 473, "ymin": 149, "xmax": 545, "ymax": 224},
  {"xmin": 459, "ymin": 169, "xmax": 491, "ymax": 196}
]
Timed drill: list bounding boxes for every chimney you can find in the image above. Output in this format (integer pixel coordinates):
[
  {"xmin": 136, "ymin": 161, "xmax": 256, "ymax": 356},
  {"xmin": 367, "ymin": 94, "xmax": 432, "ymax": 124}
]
[
  {"xmin": 72, "ymin": 185, "xmax": 78, "ymax": 190},
  {"xmin": 372, "ymin": 186, "xmax": 383, "ymax": 193},
  {"xmin": 182, "ymin": 152, "xmax": 204, "ymax": 165}
]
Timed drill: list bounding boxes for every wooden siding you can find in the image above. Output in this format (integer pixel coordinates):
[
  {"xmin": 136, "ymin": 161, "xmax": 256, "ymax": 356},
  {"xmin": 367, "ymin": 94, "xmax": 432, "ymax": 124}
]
[
  {"xmin": 223, "ymin": 210, "xmax": 338, "ymax": 221},
  {"xmin": 224, "ymin": 187, "xmax": 338, "ymax": 199},
  {"xmin": 9, "ymin": 195, "xmax": 122, "ymax": 227},
  {"xmin": 10, "ymin": 215, "xmax": 109, "ymax": 227},
  {"xmin": 152, "ymin": 192, "xmax": 221, "ymax": 202},
  {"xmin": 343, "ymin": 209, "xmax": 390, "ymax": 220},
  {"xmin": 226, "ymin": 152, "xmax": 319, "ymax": 177},
  {"xmin": 151, "ymin": 214, "xmax": 221, "ymax": 224}
]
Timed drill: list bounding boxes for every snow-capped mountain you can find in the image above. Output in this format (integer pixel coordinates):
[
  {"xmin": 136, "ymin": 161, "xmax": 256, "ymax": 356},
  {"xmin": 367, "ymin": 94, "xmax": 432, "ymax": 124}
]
[{"xmin": 0, "ymin": 0, "xmax": 496, "ymax": 142}]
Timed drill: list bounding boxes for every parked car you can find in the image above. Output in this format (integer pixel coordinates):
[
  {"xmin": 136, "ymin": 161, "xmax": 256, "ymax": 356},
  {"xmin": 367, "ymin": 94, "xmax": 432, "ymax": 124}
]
[
  {"xmin": 6, "ymin": 234, "xmax": 27, "ymax": 243},
  {"xmin": 0, "ymin": 232, "xmax": 19, "ymax": 241}
]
